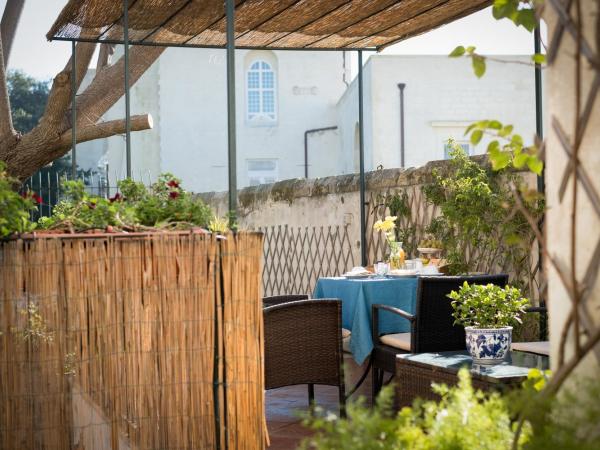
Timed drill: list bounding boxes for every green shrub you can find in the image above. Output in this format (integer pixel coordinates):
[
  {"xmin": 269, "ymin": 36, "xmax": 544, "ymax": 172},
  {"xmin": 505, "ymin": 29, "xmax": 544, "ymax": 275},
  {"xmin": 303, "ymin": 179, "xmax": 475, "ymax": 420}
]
[
  {"xmin": 38, "ymin": 179, "xmax": 137, "ymax": 231},
  {"xmin": 523, "ymin": 376, "xmax": 600, "ymax": 450},
  {"xmin": 302, "ymin": 366, "xmax": 600, "ymax": 450},
  {"xmin": 301, "ymin": 369, "xmax": 529, "ymax": 450},
  {"xmin": 121, "ymin": 174, "xmax": 213, "ymax": 228},
  {"xmin": 422, "ymin": 143, "xmax": 542, "ymax": 293},
  {"xmin": 448, "ymin": 282, "xmax": 529, "ymax": 328},
  {"xmin": 38, "ymin": 173, "xmax": 214, "ymax": 232},
  {"xmin": 0, "ymin": 161, "xmax": 38, "ymax": 237}
]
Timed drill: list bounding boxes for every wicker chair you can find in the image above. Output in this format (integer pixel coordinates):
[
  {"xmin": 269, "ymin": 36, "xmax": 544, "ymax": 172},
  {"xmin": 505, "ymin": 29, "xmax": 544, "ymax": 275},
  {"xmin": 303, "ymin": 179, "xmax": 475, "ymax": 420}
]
[
  {"xmin": 263, "ymin": 294, "xmax": 309, "ymax": 307},
  {"xmin": 371, "ymin": 274, "xmax": 509, "ymax": 398},
  {"xmin": 264, "ymin": 299, "xmax": 346, "ymax": 416},
  {"xmin": 263, "ymin": 294, "xmax": 352, "ymax": 352}
]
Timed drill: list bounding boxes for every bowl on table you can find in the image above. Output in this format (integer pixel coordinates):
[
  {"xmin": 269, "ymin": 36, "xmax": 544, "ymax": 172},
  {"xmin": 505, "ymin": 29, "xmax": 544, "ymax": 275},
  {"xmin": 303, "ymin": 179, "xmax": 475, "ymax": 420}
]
[
  {"xmin": 387, "ymin": 268, "xmax": 418, "ymax": 277},
  {"xmin": 343, "ymin": 266, "xmax": 372, "ymax": 279}
]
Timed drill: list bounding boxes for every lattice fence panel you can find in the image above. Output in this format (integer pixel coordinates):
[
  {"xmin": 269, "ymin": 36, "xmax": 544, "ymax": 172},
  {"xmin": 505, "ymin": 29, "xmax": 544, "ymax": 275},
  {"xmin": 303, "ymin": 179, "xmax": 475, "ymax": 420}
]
[
  {"xmin": 259, "ymin": 225, "xmax": 355, "ymax": 297},
  {"xmin": 365, "ymin": 185, "xmax": 438, "ymax": 264},
  {"xmin": 364, "ymin": 184, "xmax": 542, "ymax": 301}
]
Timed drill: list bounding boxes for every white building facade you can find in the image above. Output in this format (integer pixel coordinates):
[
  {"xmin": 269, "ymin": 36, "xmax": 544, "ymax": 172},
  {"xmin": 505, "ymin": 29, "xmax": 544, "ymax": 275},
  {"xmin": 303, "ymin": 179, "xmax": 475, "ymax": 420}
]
[{"xmin": 80, "ymin": 51, "xmax": 538, "ymax": 193}]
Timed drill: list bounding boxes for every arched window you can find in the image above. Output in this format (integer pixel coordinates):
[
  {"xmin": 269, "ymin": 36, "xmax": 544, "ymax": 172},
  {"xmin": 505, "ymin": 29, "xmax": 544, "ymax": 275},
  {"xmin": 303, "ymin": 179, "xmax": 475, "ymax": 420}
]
[{"xmin": 246, "ymin": 60, "xmax": 276, "ymax": 121}]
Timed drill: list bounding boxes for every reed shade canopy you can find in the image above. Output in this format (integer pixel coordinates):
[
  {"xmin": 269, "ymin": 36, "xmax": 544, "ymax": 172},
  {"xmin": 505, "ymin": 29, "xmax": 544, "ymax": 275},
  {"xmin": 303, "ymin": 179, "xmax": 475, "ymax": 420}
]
[{"xmin": 47, "ymin": 0, "xmax": 491, "ymax": 51}]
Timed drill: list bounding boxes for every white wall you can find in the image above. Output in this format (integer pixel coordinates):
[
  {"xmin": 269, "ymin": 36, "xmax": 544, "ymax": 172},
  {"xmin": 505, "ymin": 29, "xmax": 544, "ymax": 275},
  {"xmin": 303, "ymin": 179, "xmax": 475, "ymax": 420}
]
[
  {"xmin": 99, "ymin": 52, "xmax": 539, "ymax": 191},
  {"xmin": 104, "ymin": 49, "xmax": 162, "ymax": 185},
  {"xmin": 154, "ymin": 48, "xmax": 346, "ymax": 192},
  {"xmin": 336, "ymin": 62, "xmax": 374, "ymax": 174},
  {"xmin": 337, "ymin": 55, "xmax": 538, "ymax": 171}
]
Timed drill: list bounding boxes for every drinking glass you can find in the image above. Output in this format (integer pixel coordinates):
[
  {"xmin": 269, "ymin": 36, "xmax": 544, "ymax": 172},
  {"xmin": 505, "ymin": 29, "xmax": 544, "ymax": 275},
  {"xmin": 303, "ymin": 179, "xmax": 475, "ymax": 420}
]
[{"xmin": 375, "ymin": 262, "xmax": 389, "ymax": 277}]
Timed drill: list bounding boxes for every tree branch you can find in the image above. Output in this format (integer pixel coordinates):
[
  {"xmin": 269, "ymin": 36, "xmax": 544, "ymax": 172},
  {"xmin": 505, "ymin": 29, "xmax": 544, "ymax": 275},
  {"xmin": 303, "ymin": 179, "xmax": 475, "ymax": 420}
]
[
  {"xmin": 68, "ymin": 42, "xmax": 97, "ymax": 95},
  {"xmin": 3, "ymin": 114, "xmax": 153, "ymax": 181},
  {"xmin": 0, "ymin": 35, "xmax": 14, "ymax": 138},
  {"xmin": 58, "ymin": 114, "xmax": 153, "ymax": 147},
  {"xmin": 0, "ymin": 0, "xmax": 25, "ymax": 67},
  {"xmin": 96, "ymin": 44, "xmax": 114, "ymax": 77},
  {"xmin": 39, "ymin": 42, "xmax": 96, "ymax": 133},
  {"xmin": 76, "ymin": 45, "xmax": 165, "ymax": 127}
]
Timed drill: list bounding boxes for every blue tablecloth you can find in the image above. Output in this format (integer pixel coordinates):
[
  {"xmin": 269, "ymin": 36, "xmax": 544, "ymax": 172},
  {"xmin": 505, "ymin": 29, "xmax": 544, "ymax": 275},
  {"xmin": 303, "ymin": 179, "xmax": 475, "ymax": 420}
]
[{"xmin": 313, "ymin": 277, "xmax": 418, "ymax": 364}]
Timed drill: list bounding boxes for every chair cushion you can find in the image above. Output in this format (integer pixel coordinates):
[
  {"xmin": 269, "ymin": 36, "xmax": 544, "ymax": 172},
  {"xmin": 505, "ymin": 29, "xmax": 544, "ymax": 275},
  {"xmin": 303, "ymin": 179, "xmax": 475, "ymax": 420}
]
[
  {"xmin": 379, "ymin": 332, "xmax": 412, "ymax": 351},
  {"xmin": 511, "ymin": 341, "xmax": 550, "ymax": 356},
  {"xmin": 341, "ymin": 328, "xmax": 352, "ymax": 353}
]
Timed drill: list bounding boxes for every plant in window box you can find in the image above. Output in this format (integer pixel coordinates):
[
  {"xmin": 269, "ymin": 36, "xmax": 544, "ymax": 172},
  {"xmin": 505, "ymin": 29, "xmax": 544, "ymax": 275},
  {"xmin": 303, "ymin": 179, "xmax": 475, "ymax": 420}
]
[
  {"xmin": 373, "ymin": 215, "xmax": 405, "ymax": 269},
  {"xmin": 448, "ymin": 282, "xmax": 529, "ymax": 365}
]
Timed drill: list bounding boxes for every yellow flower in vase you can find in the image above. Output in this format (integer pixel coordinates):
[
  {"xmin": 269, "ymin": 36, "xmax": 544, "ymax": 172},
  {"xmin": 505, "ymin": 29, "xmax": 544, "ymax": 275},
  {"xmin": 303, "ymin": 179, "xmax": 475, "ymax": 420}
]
[
  {"xmin": 373, "ymin": 216, "xmax": 398, "ymax": 232},
  {"xmin": 373, "ymin": 216, "xmax": 405, "ymax": 268}
]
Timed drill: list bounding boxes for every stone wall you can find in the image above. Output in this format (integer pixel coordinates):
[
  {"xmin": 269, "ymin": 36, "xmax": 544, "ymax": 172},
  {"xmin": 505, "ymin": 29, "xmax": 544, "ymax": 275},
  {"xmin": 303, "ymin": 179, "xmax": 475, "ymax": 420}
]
[{"xmin": 201, "ymin": 158, "xmax": 458, "ymax": 267}]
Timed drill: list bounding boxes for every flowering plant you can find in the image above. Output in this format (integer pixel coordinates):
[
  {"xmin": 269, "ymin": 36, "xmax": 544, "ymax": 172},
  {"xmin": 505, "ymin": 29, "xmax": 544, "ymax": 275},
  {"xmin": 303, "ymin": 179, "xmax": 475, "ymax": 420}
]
[
  {"xmin": 373, "ymin": 215, "xmax": 400, "ymax": 253},
  {"xmin": 38, "ymin": 173, "xmax": 213, "ymax": 232}
]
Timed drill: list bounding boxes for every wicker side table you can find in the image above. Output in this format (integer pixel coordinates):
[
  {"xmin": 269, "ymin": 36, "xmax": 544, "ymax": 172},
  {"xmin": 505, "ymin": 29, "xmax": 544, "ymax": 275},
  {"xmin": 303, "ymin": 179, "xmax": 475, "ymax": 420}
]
[{"xmin": 395, "ymin": 351, "xmax": 550, "ymax": 409}]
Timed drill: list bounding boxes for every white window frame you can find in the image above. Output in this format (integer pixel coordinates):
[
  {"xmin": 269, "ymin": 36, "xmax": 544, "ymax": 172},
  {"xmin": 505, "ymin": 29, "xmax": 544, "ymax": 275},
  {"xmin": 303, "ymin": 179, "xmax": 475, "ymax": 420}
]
[
  {"xmin": 247, "ymin": 159, "xmax": 278, "ymax": 186},
  {"xmin": 246, "ymin": 60, "xmax": 277, "ymax": 123},
  {"xmin": 444, "ymin": 141, "xmax": 471, "ymax": 159}
]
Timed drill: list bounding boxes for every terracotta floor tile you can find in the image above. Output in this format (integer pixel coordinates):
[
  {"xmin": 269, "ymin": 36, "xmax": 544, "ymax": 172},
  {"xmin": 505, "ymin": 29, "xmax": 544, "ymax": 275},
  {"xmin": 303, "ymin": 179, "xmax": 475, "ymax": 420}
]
[{"xmin": 265, "ymin": 357, "xmax": 372, "ymax": 449}]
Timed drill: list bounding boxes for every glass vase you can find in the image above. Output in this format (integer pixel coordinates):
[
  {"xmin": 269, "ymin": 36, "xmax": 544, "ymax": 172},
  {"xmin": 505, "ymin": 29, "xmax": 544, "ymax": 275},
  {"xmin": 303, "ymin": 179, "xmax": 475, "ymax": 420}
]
[{"xmin": 388, "ymin": 242, "xmax": 406, "ymax": 270}]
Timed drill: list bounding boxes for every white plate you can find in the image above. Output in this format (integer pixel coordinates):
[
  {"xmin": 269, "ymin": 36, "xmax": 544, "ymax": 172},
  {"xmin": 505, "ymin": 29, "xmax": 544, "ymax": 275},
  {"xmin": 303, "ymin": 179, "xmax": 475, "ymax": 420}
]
[
  {"xmin": 387, "ymin": 270, "xmax": 418, "ymax": 277},
  {"xmin": 344, "ymin": 273, "xmax": 372, "ymax": 279},
  {"xmin": 417, "ymin": 247, "xmax": 443, "ymax": 254}
]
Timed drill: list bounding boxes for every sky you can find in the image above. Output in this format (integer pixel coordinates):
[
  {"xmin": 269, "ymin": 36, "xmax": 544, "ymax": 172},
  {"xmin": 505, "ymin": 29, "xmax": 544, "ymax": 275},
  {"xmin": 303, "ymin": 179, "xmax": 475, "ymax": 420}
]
[{"xmin": 2, "ymin": 1, "xmax": 544, "ymax": 81}]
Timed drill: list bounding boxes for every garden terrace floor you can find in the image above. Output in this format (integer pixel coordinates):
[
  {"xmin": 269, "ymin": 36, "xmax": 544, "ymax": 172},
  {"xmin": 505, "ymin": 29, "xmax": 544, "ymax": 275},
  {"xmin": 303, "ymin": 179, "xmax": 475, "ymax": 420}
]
[{"xmin": 266, "ymin": 355, "xmax": 372, "ymax": 450}]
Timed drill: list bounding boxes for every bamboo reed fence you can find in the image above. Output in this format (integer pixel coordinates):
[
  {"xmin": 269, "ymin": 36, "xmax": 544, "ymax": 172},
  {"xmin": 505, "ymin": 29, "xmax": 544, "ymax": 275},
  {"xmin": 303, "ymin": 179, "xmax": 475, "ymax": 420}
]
[{"xmin": 0, "ymin": 231, "xmax": 265, "ymax": 450}]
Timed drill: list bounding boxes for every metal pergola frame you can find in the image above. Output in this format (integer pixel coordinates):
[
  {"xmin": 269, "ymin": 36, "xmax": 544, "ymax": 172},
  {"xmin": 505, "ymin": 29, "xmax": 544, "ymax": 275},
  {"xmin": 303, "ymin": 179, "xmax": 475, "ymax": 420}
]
[{"xmin": 61, "ymin": 0, "xmax": 544, "ymax": 268}]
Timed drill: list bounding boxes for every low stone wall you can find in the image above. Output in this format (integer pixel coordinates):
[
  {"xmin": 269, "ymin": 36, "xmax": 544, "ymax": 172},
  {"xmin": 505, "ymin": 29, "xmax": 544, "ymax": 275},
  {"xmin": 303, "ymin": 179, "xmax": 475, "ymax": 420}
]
[{"xmin": 201, "ymin": 159, "xmax": 463, "ymax": 268}]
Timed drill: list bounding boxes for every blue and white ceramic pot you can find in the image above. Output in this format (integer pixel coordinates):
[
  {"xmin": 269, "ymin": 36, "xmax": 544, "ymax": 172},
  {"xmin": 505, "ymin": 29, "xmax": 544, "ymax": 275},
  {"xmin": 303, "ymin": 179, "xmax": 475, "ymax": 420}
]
[{"xmin": 465, "ymin": 326, "xmax": 512, "ymax": 365}]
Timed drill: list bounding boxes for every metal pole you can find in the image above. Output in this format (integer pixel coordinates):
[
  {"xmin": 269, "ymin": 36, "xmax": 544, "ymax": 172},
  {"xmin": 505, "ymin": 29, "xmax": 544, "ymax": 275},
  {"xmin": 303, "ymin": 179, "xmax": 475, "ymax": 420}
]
[
  {"xmin": 123, "ymin": 0, "xmax": 132, "ymax": 178},
  {"xmin": 534, "ymin": 25, "xmax": 547, "ymax": 324},
  {"xmin": 534, "ymin": 25, "xmax": 544, "ymax": 193},
  {"xmin": 71, "ymin": 41, "xmax": 77, "ymax": 179},
  {"xmin": 397, "ymin": 83, "xmax": 406, "ymax": 168},
  {"xmin": 358, "ymin": 51, "xmax": 367, "ymax": 267},
  {"xmin": 226, "ymin": 0, "xmax": 237, "ymax": 220}
]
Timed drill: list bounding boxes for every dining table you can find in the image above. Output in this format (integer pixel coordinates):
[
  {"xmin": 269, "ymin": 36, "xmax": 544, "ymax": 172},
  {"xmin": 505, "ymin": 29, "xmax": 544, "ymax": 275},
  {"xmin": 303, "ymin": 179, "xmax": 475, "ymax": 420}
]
[{"xmin": 313, "ymin": 276, "xmax": 419, "ymax": 364}]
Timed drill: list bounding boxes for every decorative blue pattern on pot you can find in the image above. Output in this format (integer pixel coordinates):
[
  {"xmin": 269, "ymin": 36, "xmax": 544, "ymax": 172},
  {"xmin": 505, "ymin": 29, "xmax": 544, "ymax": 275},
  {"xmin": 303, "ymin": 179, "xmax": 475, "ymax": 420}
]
[{"xmin": 465, "ymin": 327, "xmax": 512, "ymax": 364}]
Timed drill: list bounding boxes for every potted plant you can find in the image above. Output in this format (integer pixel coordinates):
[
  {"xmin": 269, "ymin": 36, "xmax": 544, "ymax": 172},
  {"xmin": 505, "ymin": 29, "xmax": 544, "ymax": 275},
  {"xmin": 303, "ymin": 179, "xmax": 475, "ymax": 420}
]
[{"xmin": 448, "ymin": 282, "xmax": 529, "ymax": 364}]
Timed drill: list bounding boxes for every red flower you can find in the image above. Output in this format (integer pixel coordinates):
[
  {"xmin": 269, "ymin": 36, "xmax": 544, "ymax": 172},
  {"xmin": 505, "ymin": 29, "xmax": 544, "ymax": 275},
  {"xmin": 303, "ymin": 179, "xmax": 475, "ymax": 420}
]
[
  {"xmin": 22, "ymin": 191, "xmax": 42, "ymax": 204},
  {"xmin": 167, "ymin": 180, "xmax": 179, "ymax": 188},
  {"xmin": 169, "ymin": 191, "xmax": 179, "ymax": 199},
  {"xmin": 109, "ymin": 193, "xmax": 122, "ymax": 203}
]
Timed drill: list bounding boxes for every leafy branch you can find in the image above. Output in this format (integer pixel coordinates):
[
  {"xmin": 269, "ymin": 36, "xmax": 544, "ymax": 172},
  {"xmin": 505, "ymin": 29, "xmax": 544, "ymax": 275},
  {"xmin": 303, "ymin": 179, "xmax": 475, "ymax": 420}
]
[
  {"xmin": 464, "ymin": 120, "xmax": 544, "ymax": 175},
  {"xmin": 449, "ymin": 1, "xmax": 546, "ymax": 78},
  {"xmin": 449, "ymin": 45, "xmax": 546, "ymax": 79}
]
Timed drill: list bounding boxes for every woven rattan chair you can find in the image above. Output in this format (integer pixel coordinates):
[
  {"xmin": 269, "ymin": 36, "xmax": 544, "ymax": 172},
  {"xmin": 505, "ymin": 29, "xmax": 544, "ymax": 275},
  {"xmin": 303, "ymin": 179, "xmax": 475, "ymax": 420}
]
[
  {"xmin": 264, "ymin": 299, "xmax": 346, "ymax": 416},
  {"xmin": 263, "ymin": 294, "xmax": 309, "ymax": 307},
  {"xmin": 371, "ymin": 274, "xmax": 509, "ymax": 398},
  {"xmin": 263, "ymin": 294, "xmax": 352, "ymax": 352}
]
